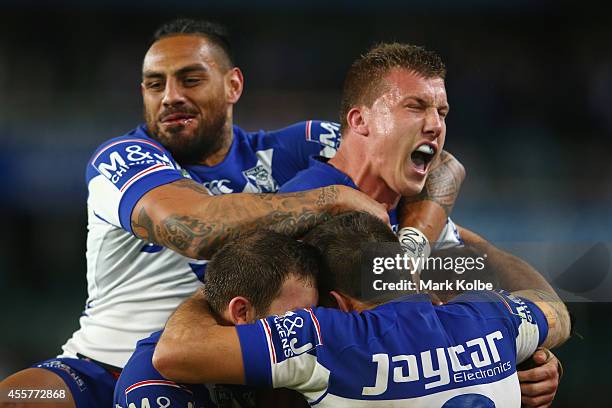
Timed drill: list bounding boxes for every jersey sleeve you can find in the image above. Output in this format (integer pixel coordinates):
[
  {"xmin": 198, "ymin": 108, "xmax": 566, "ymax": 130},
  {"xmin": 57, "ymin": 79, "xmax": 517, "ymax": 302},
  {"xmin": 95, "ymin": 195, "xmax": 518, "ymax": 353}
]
[
  {"xmin": 432, "ymin": 217, "xmax": 464, "ymax": 250},
  {"xmin": 256, "ymin": 120, "xmax": 341, "ymax": 185},
  {"xmin": 86, "ymin": 137, "xmax": 187, "ymax": 233},
  {"xmin": 451, "ymin": 290, "xmax": 549, "ymax": 364},
  {"xmin": 120, "ymin": 379, "xmax": 197, "ymax": 408},
  {"xmin": 115, "ymin": 334, "xmax": 204, "ymax": 408},
  {"xmin": 236, "ymin": 308, "xmax": 329, "ymax": 393},
  {"xmin": 278, "ymin": 168, "xmax": 327, "ymax": 193}
]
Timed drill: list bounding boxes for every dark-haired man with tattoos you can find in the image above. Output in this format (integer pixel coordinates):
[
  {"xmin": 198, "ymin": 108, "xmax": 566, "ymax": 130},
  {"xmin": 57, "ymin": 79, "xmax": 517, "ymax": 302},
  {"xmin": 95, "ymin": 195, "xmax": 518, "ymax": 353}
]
[
  {"xmin": 0, "ymin": 19, "xmax": 387, "ymax": 408},
  {"xmin": 142, "ymin": 42, "xmax": 563, "ymax": 408}
]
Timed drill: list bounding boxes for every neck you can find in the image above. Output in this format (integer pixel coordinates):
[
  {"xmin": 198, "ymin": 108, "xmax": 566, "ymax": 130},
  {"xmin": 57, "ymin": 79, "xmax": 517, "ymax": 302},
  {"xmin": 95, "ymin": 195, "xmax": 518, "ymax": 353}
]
[
  {"xmin": 328, "ymin": 135, "xmax": 400, "ymax": 210},
  {"xmin": 199, "ymin": 118, "xmax": 234, "ymax": 167}
]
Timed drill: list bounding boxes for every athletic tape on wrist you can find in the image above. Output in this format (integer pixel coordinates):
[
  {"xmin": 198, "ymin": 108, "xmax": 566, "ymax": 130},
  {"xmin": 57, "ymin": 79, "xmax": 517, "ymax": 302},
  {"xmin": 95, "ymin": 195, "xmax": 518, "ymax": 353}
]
[{"xmin": 398, "ymin": 227, "xmax": 431, "ymax": 262}]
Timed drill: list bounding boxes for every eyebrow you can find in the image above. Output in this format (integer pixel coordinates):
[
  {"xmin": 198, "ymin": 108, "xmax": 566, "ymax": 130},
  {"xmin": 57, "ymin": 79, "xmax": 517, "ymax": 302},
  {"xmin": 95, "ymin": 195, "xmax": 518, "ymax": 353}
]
[
  {"xmin": 404, "ymin": 96, "xmax": 429, "ymax": 106},
  {"xmin": 404, "ymin": 96, "xmax": 449, "ymax": 110},
  {"xmin": 142, "ymin": 63, "xmax": 209, "ymax": 79}
]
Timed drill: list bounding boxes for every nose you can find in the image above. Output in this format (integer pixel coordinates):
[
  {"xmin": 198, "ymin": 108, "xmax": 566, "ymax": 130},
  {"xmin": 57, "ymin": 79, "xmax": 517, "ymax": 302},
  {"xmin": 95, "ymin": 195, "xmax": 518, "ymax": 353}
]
[
  {"xmin": 162, "ymin": 78, "xmax": 186, "ymax": 108},
  {"xmin": 423, "ymin": 108, "xmax": 442, "ymax": 139}
]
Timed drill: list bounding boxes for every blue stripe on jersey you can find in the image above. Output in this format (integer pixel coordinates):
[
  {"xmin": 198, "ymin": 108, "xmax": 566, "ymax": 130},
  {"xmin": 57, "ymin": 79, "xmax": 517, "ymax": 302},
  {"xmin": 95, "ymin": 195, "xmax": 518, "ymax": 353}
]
[
  {"xmin": 236, "ymin": 321, "xmax": 274, "ymax": 387},
  {"xmin": 117, "ymin": 171, "xmax": 184, "ymax": 233}
]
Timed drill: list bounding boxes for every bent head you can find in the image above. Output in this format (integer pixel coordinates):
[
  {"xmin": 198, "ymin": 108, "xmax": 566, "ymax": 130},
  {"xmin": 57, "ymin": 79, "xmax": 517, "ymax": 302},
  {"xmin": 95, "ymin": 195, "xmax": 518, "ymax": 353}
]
[
  {"xmin": 204, "ymin": 230, "xmax": 319, "ymax": 325},
  {"xmin": 302, "ymin": 211, "xmax": 408, "ymax": 311},
  {"xmin": 340, "ymin": 43, "xmax": 449, "ymax": 196},
  {"xmin": 141, "ymin": 19, "xmax": 243, "ymax": 164}
]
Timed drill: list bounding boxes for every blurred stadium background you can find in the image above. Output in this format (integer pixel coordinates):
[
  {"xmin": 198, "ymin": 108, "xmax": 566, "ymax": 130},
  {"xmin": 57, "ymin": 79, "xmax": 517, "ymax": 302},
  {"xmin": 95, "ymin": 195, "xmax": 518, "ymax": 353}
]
[{"xmin": 1, "ymin": 1, "xmax": 611, "ymax": 406}]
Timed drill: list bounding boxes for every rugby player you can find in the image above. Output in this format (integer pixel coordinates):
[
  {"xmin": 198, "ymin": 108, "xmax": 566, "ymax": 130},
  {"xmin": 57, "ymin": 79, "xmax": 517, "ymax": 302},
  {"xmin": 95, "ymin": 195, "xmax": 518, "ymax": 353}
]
[
  {"xmin": 114, "ymin": 230, "xmax": 317, "ymax": 408},
  {"xmin": 154, "ymin": 212, "xmax": 571, "ymax": 407},
  {"xmin": 280, "ymin": 43, "xmax": 465, "ymax": 260},
  {"xmin": 280, "ymin": 42, "xmax": 563, "ymax": 405},
  {"xmin": 0, "ymin": 18, "xmax": 388, "ymax": 408},
  {"xmin": 151, "ymin": 42, "xmax": 563, "ymax": 407}
]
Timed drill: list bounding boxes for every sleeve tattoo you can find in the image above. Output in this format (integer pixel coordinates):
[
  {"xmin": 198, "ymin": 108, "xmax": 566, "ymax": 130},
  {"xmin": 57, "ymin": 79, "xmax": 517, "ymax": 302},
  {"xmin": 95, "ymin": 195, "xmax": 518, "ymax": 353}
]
[
  {"xmin": 133, "ymin": 179, "xmax": 338, "ymax": 259},
  {"xmin": 405, "ymin": 151, "xmax": 465, "ymax": 215}
]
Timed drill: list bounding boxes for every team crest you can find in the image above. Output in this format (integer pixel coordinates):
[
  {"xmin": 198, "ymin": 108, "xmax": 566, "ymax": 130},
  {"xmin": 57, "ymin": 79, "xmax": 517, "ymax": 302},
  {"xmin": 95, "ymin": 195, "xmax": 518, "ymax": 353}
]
[{"xmin": 242, "ymin": 164, "xmax": 278, "ymax": 193}]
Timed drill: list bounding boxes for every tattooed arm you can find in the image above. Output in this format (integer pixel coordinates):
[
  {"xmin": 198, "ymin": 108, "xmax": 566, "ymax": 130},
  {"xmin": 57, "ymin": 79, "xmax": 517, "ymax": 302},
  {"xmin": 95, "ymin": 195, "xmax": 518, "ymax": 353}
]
[
  {"xmin": 132, "ymin": 179, "xmax": 388, "ymax": 259},
  {"xmin": 397, "ymin": 150, "xmax": 465, "ymax": 241},
  {"xmin": 458, "ymin": 226, "xmax": 571, "ymax": 349},
  {"xmin": 154, "ymin": 289, "xmax": 245, "ymax": 384}
]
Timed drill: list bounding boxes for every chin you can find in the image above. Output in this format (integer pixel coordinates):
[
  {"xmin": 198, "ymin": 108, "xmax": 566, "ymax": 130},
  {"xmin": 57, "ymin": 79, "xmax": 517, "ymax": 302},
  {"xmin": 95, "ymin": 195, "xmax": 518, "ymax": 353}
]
[{"xmin": 399, "ymin": 181, "xmax": 425, "ymax": 197}]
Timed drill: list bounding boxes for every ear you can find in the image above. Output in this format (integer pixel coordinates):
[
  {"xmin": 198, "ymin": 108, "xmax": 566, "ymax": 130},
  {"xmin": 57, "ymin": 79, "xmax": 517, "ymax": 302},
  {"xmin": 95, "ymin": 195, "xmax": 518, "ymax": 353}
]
[
  {"xmin": 140, "ymin": 82, "xmax": 145, "ymax": 97},
  {"xmin": 227, "ymin": 296, "xmax": 254, "ymax": 325},
  {"xmin": 329, "ymin": 290, "xmax": 355, "ymax": 312},
  {"xmin": 346, "ymin": 107, "xmax": 369, "ymax": 137},
  {"xmin": 225, "ymin": 67, "xmax": 244, "ymax": 104}
]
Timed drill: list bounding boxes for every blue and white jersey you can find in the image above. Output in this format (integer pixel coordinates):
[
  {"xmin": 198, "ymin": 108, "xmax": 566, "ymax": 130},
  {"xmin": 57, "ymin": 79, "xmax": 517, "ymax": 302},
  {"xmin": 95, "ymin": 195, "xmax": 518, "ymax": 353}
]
[
  {"xmin": 61, "ymin": 121, "xmax": 340, "ymax": 368},
  {"xmin": 114, "ymin": 331, "xmax": 257, "ymax": 408},
  {"xmin": 280, "ymin": 157, "xmax": 463, "ymax": 250},
  {"xmin": 236, "ymin": 291, "xmax": 548, "ymax": 407}
]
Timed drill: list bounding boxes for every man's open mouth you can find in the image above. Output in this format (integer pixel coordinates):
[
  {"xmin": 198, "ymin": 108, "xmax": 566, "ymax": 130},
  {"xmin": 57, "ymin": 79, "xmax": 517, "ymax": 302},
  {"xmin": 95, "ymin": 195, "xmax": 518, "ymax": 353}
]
[{"xmin": 410, "ymin": 143, "xmax": 436, "ymax": 172}]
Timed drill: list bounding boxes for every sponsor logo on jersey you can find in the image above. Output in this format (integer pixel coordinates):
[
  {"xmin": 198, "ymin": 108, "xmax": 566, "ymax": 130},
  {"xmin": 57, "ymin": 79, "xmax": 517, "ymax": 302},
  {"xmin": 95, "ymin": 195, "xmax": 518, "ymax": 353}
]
[
  {"xmin": 306, "ymin": 121, "xmax": 341, "ymax": 158},
  {"xmin": 92, "ymin": 139, "xmax": 175, "ymax": 191},
  {"xmin": 494, "ymin": 291, "xmax": 534, "ymax": 323},
  {"xmin": 203, "ymin": 179, "xmax": 234, "ymax": 195},
  {"xmin": 263, "ymin": 309, "xmax": 322, "ymax": 361},
  {"xmin": 362, "ymin": 330, "xmax": 511, "ymax": 396}
]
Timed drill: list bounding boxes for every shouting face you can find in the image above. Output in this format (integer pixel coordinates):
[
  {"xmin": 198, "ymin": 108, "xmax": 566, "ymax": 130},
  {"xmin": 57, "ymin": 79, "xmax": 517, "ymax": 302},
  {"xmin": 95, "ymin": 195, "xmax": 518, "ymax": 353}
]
[{"xmin": 364, "ymin": 68, "xmax": 448, "ymax": 196}]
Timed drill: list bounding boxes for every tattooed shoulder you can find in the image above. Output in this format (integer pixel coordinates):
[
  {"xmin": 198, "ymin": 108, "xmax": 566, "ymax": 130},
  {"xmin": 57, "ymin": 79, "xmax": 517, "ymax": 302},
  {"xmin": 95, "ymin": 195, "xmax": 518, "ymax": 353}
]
[{"xmin": 132, "ymin": 207, "xmax": 157, "ymax": 242}]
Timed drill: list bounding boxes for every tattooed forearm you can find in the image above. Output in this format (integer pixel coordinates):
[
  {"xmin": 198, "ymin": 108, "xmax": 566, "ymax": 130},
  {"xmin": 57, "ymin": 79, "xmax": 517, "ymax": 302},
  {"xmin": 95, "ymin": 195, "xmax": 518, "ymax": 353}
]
[
  {"xmin": 515, "ymin": 289, "xmax": 571, "ymax": 349},
  {"xmin": 171, "ymin": 178, "xmax": 212, "ymax": 194},
  {"xmin": 132, "ymin": 178, "xmax": 385, "ymax": 259},
  {"xmin": 406, "ymin": 150, "xmax": 465, "ymax": 216},
  {"xmin": 138, "ymin": 192, "xmax": 337, "ymax": 259},
  {"xmin": 156, "ymin": 215, "xmax": 218, "ymax": 251},
  {"xmin": 316, "ymin": 185, "xmax": 340, "ymax": 208},
  {"xmin": 154, "ymin": 210, "xmax": 331, "ymax": 259},
  {"xmin": 264, "ymin": 210, "xmax": 331, "ymax": 237}
]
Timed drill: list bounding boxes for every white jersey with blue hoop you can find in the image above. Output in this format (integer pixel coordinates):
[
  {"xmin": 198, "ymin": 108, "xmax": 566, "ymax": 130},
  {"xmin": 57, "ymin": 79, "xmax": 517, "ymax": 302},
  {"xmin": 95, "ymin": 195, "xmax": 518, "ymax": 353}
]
[
  {"xmin": 236, "ymin": 290, "xmax": 549, "ymax": 407},
  {"xmin": 60, "ymin": 121, "xmax": 341, "ymax": 368}
]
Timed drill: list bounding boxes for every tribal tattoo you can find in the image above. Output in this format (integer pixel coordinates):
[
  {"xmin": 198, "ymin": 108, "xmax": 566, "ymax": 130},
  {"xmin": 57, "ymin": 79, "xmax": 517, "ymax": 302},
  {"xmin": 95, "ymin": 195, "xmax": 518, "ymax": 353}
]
[
  {"xmin": 132, "ymin": 180, "xmax": 341, "ymax": 259},
  {"xmin": 405, "ymin": 150, "xmax": 465, "ymax": 216},
  {"xmin": 518, "ymin": 289, "xmax": 572, "ymax": 349},
  {"xmin": 132, "ymin": 207, "xmax": 157, "ymax": 243}
]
